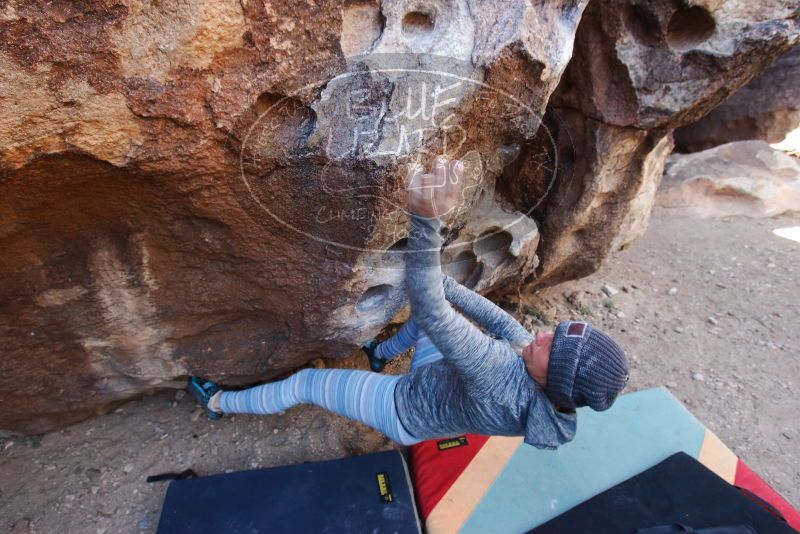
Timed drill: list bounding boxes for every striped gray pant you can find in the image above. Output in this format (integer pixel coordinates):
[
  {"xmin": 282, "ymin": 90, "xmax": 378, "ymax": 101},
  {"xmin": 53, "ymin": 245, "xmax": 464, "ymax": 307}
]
[{"xmin": 217, "ymin": 319, "xmax": 439, "ymax": 445}]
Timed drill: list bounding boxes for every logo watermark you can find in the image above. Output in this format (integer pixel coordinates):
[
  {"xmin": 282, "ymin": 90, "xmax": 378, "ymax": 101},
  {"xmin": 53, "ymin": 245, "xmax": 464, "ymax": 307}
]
[{"xmin": 236, "ymin": 54, "xmax": 564, "ymax": 264}]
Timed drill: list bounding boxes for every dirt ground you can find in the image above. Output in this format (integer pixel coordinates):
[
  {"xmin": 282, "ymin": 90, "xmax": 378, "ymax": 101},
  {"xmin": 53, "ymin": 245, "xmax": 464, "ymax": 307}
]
[{"xmin": 1, "ymin": 209, "xmax": 799, "ymax": 533}]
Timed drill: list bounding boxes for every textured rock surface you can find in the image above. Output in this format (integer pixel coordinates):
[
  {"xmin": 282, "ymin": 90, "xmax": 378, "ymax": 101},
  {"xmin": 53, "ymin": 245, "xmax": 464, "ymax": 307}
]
[
  {"xmin": 551, "ymin": 1, "xmax": 800, "ymax": 130},
  {"xmin": 0, "ymin": 0, "xmax": 588, "ymax": 433},
  {"xmin": 0, "ymin": 0, "xmax": 798, "ymax": 433},
  {"xmin": 657, "ymin": 141, "xmax": 800, "ymax": 218},
  {"xmin": 499, "ymin": 0, "xmax": 800, "ymax": 286},
  {"xmin": 674, "ymin": 45, "xmax": 800, "ymax": 152}
]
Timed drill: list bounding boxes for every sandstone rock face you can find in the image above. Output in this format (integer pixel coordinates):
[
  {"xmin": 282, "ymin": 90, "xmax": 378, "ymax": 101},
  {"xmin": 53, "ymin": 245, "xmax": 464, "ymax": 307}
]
[
  {"xmin": 0, "ymin": 0, "xmax": 798, "ymax": 433},
  {"xmin": 0, "ymin": 0, "xmax": 588, "ymax": 433},
  {"xmin": 674, "ymin": 45, "xmax": 800, "ymax": 153},
  {"xmin": 498, "ymin": 0, "xmax": 800, "ymax": 286},
  {"xmin": 657, "ymin": 141, "xmax": 800, "ymax": 218}
]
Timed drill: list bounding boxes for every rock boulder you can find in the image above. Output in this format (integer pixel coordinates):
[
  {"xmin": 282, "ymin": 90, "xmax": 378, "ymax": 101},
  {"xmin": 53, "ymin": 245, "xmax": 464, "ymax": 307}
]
[
  {"xmin": 674, "ymin": 45, "xmax": 800, "ymax": 152},
  {"xmin": 0, "ymin": 0, "xmax": 798, "ymax": 433},
  {"xmin": 499, "ymin": 0, "xmax": 800, "ymax": 285},
  {"xmin": 0, "ymin": 0, "xmax": 588, "ymax": 433},
  {"xmin": 657, "ymin": 141, "xmax": 800, "ymax": 218}
]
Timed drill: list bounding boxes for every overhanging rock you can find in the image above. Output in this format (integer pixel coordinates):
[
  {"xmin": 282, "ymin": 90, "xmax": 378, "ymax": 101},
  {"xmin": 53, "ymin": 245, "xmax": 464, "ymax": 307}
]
[{"xmin": 0, "ymin": 0, "xmax": 798, "ymax": 433}]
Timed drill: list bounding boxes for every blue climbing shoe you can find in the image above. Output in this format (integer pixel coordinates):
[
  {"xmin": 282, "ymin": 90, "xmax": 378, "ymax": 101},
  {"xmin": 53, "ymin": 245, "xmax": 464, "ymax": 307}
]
[
  {"xmin": 361, "ymin": 340, "xmax": 386, "ymax": 373},
  {"xmin": 188, "ymin": 376, "xmax": 223, "ymax": 420}
]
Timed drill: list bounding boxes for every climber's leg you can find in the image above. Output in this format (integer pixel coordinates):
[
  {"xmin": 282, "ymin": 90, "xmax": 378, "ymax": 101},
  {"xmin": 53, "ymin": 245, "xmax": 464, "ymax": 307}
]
[
  {"xmin": 363, "ymin": 319, "xmax": 420, "ymax": 372},
  {"xmin": 410, "ymin": 331, "xmax": 445, "ymax": 371},
  {"xmin": 374, "ymin": 319, "xmax": 420, "ymax": 360},
  {"xmin": 216, "ymin": 368, "xmax": 419, "ymax": 445}
]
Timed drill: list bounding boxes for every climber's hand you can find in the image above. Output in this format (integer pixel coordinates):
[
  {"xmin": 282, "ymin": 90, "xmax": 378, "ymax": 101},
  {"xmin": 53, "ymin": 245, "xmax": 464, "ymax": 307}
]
[{"xmin": 406, "ymin": 157, "xmax": 464, "ymax": 220}]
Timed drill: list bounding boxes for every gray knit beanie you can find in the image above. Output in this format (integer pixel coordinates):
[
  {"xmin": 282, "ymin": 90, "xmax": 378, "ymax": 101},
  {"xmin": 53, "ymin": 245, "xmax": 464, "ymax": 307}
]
[{"xmin": 545, "ymin": 321, "xmax": 629, "ymax": 411}]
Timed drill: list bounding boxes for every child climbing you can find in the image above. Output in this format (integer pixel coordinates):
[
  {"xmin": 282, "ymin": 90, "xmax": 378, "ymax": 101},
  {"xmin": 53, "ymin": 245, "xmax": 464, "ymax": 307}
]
[{"xmin": 189, "ymin": 158, "xmax": 630, "ymax": 448}]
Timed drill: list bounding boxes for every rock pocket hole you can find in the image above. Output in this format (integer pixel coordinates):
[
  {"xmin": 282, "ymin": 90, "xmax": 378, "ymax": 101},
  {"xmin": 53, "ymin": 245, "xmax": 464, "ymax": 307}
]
[
  {"xmin": 402, "ymin": 11, "xmax": 435, "ymax": 38},
  {"xmin": 624, "ymin": 3, "xmax": 662, "ymax": 47},
  {"xmin": 666, "ymin": 6, "xmax": 715, "ymax": 51},
  {"xmin": 444, "ymin": 250, "xmax": 481, "ymax": 288},
  {"xmin": 474, "ymin": 229, "xmax": 514, "ymax": 268},
  {"xmin": 247, "ymin": 93, "xmax": 315, "ymax": 159},
  {"xmin": 356, "ymin": 284, "xmax": 393, "ymax": 312}
]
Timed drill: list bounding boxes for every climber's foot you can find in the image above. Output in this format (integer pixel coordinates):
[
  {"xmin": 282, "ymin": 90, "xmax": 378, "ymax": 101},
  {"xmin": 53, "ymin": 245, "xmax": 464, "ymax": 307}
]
[
  {"xmin": 188, "ymin": 376, "xmax": 223, "ymax": 420},
  {"xmin": 362, "ymin": 340, "xmax": 386, "ymax": 373}
]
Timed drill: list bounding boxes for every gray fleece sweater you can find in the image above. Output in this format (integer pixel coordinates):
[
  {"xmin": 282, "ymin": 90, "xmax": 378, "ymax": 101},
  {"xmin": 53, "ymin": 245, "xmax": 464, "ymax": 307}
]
[{"xmin": 394, "ymin": 215, "xmax": 577, "ymax": 449}]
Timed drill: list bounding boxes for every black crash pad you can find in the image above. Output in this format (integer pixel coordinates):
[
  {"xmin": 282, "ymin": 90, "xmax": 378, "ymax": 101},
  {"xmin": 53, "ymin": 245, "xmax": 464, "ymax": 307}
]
[
  {"xmin": 156, "ymin": 449, "xmax": 421, "ymax": 533},
  {"xmin": 530, "ymin": 452, "xmax": 794, "ymax": 534}
]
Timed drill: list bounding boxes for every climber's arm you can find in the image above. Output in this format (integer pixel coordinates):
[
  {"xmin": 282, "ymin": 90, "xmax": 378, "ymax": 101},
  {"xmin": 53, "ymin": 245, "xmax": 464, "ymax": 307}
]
[
  {"xmin": 442, "ymin": 275, "xmax": 533, "ymax": 353},
  {"xmin": 405, "ymin": 159, "xmax": 496, "ymax": 379}
]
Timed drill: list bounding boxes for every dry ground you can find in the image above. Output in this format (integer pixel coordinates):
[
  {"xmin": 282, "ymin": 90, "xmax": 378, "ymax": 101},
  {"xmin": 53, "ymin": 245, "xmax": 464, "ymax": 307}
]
[{"xmin": 1, "ymin": 209, "xmax": 799, "ymax": 533}]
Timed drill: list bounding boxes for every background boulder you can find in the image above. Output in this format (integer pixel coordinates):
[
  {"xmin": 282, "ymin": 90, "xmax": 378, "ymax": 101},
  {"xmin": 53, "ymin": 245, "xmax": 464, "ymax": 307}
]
[
  {"xmin": 674, "ymin": 45, "xmax": 800, "ymax": 153},
  {"xmin": 657, "ymin": 140, "xmax": 800, "ymax": 218}
]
